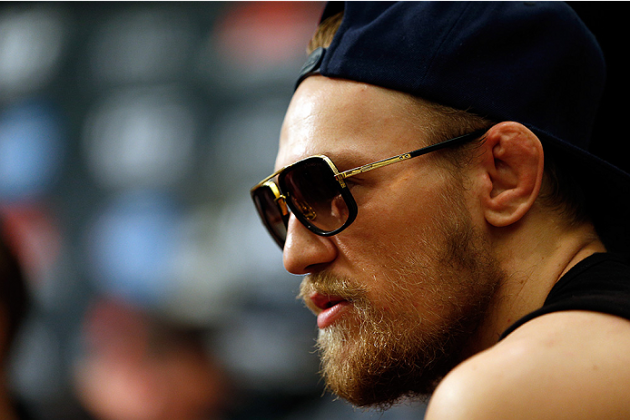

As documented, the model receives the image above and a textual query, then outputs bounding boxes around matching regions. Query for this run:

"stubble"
[298,186,504,408]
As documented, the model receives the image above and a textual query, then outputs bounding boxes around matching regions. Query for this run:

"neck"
[464,208,606,356]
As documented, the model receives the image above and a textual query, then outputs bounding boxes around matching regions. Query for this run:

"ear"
[476,122,544,227]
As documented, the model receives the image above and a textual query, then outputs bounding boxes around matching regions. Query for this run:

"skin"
[276,75,630,418]
[427,311,630,420]
[279,76,496,334]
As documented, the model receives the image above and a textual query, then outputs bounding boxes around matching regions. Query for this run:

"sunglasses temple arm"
[337,153,414,179]
[407,129,486,158]
[337,129,486,180]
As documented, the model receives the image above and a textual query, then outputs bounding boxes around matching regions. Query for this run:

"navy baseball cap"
[295,1,630,253]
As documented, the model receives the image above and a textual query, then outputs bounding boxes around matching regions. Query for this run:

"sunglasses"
[251,129,487,248]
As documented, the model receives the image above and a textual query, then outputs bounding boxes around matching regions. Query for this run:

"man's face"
[276,77,503,407]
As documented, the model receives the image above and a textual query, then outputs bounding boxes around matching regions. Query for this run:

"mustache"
[298,272,368,304]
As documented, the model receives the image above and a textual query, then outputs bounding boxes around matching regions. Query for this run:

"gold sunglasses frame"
[251,128,488,247]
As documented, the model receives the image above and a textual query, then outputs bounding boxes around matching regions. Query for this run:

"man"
[251,2,630,418]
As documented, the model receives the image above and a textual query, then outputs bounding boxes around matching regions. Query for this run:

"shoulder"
[425,310,630,420]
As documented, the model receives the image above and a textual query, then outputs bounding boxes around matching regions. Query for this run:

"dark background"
[569,2,630,175]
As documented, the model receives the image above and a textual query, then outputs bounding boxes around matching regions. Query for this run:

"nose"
[283,214,337,275]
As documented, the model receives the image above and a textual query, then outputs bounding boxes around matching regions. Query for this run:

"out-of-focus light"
[0,7,66,98]
[207,98,287,191]
[203,1,323,86]
[216,196,289,288]
[0,100,64,201]
[215,312,318,392]
[87,192,181,306]
[89,9,194,85]
[9,319,64,403]
[214,2,321,69]
[164,204,244,326]
[83,88,195,190]
[0,203,62,286]
[163,196,292,327]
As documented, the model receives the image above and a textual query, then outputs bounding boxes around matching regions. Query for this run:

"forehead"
[275,76,432,170]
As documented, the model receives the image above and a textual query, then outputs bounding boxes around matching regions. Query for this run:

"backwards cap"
[296,1,630,253]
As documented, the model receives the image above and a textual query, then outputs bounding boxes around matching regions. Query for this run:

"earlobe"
[479,122,544,227]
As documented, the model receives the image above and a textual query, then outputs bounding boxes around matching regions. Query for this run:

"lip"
[309,293,352,329]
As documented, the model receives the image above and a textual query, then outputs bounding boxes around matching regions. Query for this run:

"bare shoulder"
[425,310,630,420]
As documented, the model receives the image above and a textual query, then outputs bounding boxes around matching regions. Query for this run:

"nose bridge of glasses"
[275,193,289,216]
[264,180,290,216]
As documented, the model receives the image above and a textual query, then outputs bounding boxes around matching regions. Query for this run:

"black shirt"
[500,253,630,339]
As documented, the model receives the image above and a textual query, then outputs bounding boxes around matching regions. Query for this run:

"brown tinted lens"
[252,185,287,247]
[282,159,350,233]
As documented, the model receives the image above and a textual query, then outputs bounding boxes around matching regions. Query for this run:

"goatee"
[299,201,503,408]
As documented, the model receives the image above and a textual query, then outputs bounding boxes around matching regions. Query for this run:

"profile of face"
[276,76,505,407]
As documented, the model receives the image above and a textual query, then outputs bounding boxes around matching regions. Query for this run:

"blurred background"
[0,2,429,419]
[0,2,626,420]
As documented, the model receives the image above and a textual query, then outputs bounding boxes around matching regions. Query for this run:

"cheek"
[335,176,451,268]
[336,179,468,299]
[357,178,448,243]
